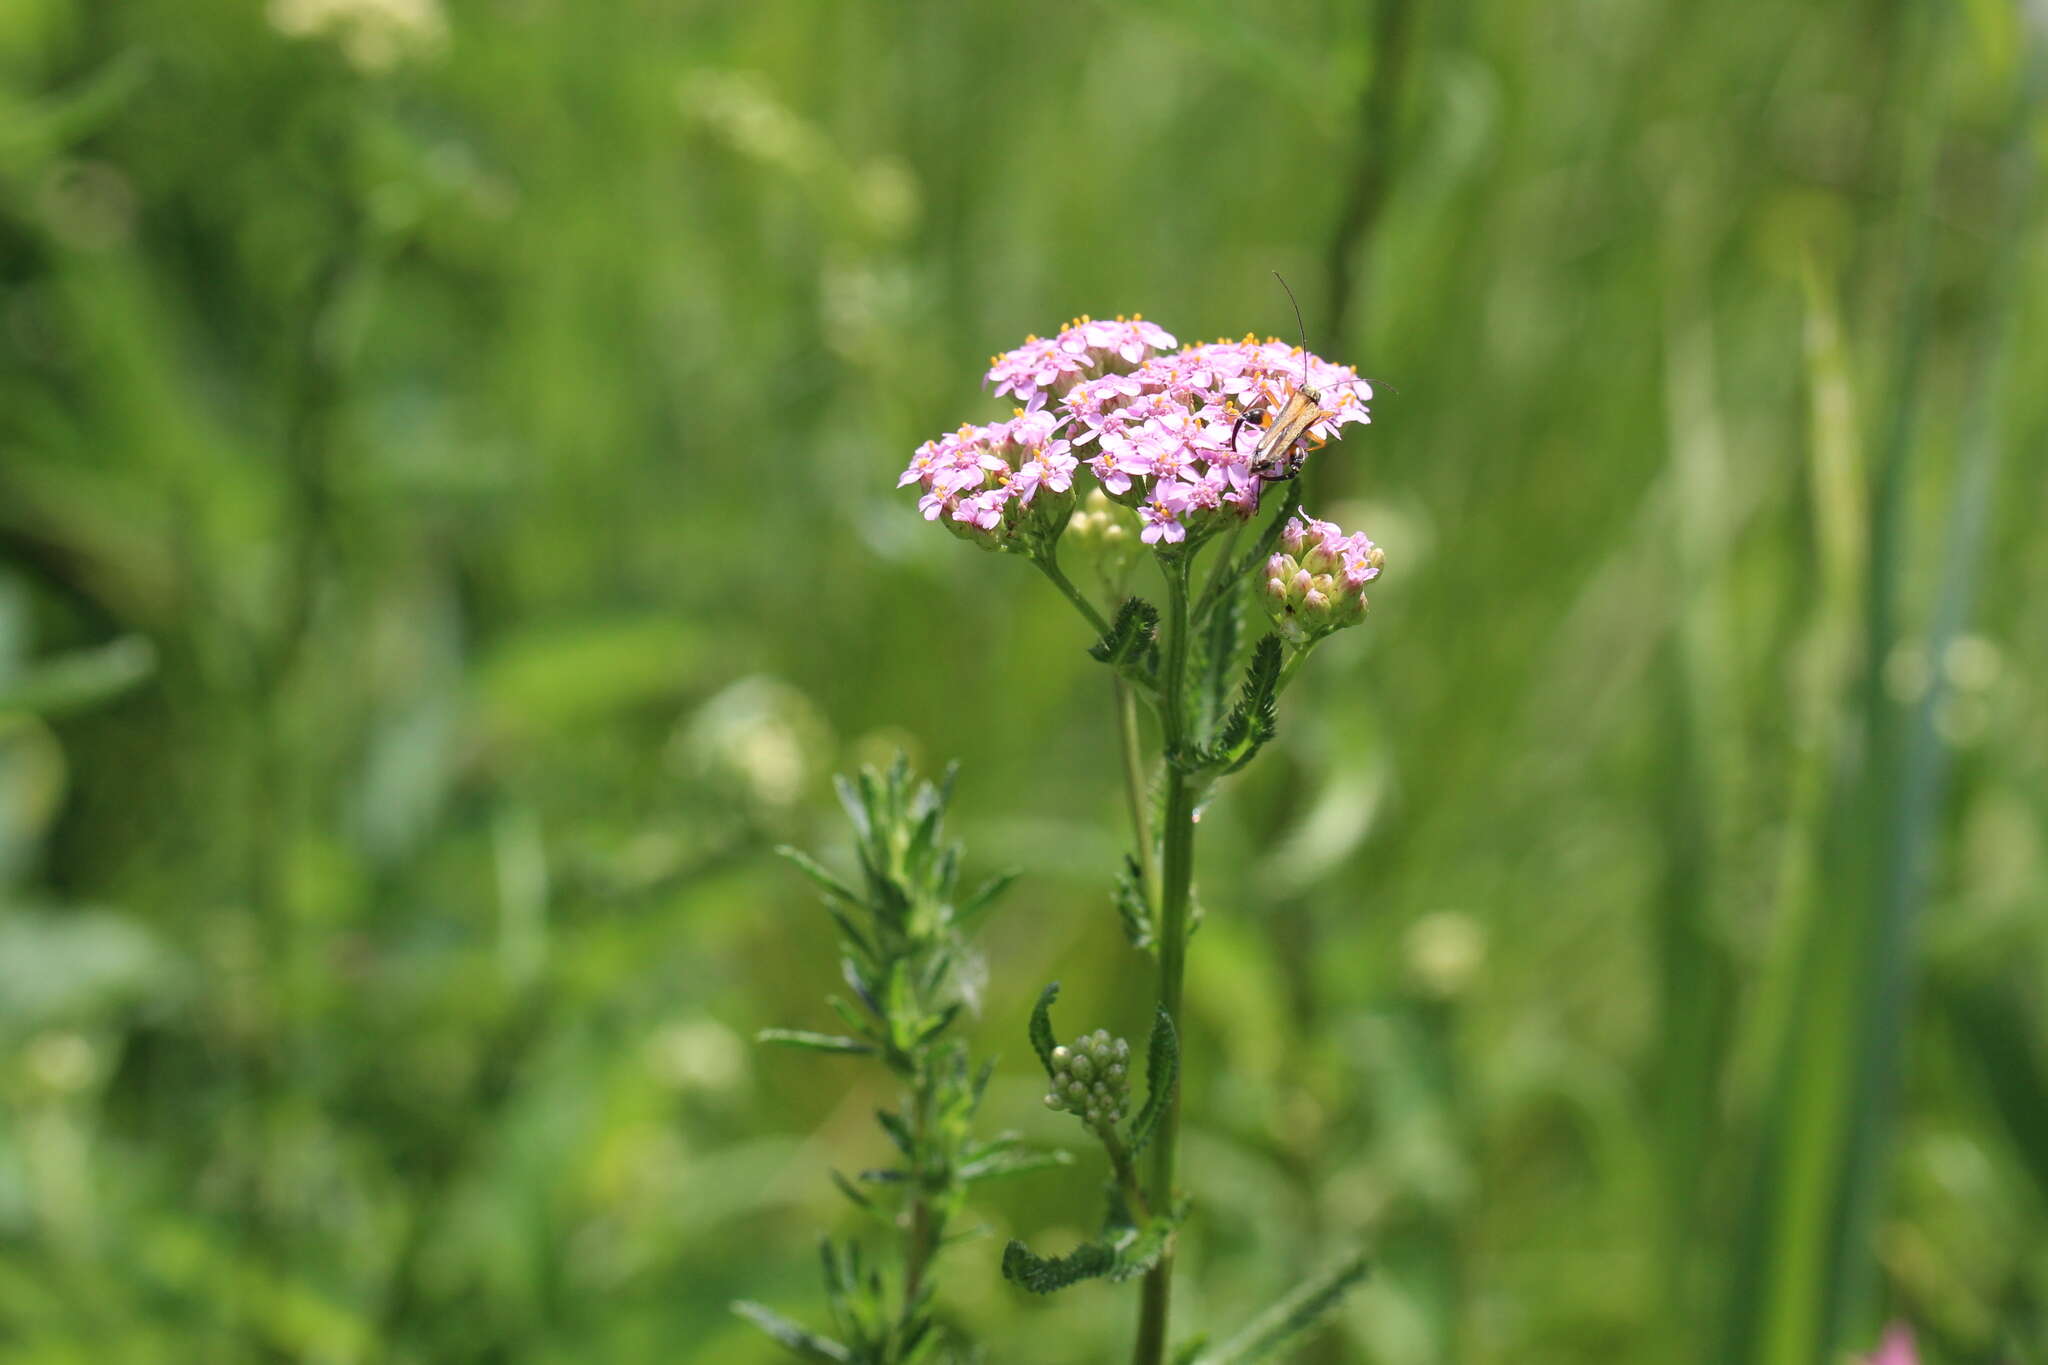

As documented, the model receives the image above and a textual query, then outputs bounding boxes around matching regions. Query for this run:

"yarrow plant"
[743,304,1383,1365]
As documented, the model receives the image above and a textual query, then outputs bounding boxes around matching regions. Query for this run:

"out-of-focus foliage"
[0,1,2042,1362]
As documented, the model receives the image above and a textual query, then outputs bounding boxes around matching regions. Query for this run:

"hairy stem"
[1276,640,1318,697]
[899,1063,937,1345]
[1133,555,1196,1365]
[1114,677,1157,919]
[1035,549,1112,639]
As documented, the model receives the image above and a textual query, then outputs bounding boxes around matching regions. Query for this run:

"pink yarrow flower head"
[911,315,1374,559]
[898,409,1078,552]
[986,316,1179,411]
[1262,507,1384,643]
[1060,333,1373,548]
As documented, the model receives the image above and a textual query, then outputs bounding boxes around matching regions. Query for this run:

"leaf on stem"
[958,869,1020,928]
[1001,1209,1184,1295]
[1114,853,1154,951]
[1028,982,1060,1074]
[912,1001,965,1047]
[1088,597,1161,684]
[1000,1237,1115,1293]
[774,845,863,908]
[731,1301,852,1363]
[756,1029,875,1055]
[1173,634,1282,776]
[958,1145,1074,1183]
[1190,1249,1370,1364]
[1128,1006,1180,1155]
[875,1106,915,1159]
[827,1169,874,1209]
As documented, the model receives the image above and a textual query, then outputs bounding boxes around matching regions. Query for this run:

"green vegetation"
[0,1,2043,1361]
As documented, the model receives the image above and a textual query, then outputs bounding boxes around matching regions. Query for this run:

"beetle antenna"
[1273,271,1309,390]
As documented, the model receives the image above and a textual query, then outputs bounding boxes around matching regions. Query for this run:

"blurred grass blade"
[0,636,155,716]
[1193,1250,1369,1365]
[731,1301,851,1362]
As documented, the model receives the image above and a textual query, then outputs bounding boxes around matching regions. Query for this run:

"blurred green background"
[1,1,2044,1361]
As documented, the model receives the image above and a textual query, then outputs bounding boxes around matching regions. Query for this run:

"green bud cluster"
[1042,1029,1131,1130]
[1065,489,1141,593]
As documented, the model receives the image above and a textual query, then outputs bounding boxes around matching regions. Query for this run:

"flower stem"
[1114,677,1157,919]
[899,1063,937,1340]
[1276,639,1318,696]
[1035,550,1112,640]
[1133,554,1196,1365]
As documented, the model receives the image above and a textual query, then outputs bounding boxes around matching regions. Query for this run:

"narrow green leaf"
[1028,982,1060,1075]
[1129,1006,1179,1156]
[1193,1250,1370,1364]
[826,995,868,1035]
[875,1107,914,1159]
[774,845,863,907]
[958,869,1020,928]
[731,1301,851,1363]
[958,1146,1073,1182]
[828,1169,873,1210]
[913,1001,965,1048]
[833,773,870,845]
[900,1314,939,1365]
[0,635,155,716]
[821,904,875,963]
[1114,853,1154,951]
[756,1029,874,1056]
[841,957,882,1018]
[905,801,943,881]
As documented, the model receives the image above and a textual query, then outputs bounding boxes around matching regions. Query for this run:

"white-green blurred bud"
[1065,489,1142,594]
[1404,910,1487,999]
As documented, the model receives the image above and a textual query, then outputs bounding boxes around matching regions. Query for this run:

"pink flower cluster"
[1261,510,1384,641]
[898,410,1078,547]
[903,315,1374,551]
[1063,337,1372,545]
[986,315,1179,408]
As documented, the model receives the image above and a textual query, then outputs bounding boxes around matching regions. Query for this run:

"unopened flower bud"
[1065,489,1141,593]
[1045,1026,1134,1130]
[1260,507,1384,645]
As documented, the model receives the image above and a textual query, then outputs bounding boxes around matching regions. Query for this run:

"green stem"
[1114,677,1158,919]
[1276,640,1318,696]
[1099,1126,1152,1224]
[898,1061,937,1348]
[1195,521,1246,616]
[1035,550,1112,639]
[1133,555,1196,1365]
